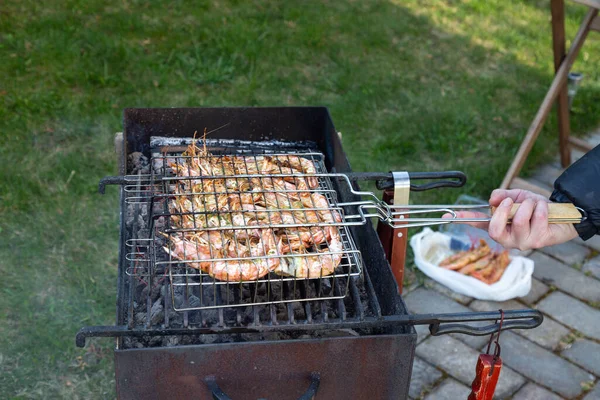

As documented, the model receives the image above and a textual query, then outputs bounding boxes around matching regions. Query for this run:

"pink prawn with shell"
[162,131,346,281]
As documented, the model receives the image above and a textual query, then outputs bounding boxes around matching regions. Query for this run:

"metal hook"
[485,309,504,376]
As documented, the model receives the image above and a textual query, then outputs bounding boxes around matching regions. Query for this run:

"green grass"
[1,0,599,397]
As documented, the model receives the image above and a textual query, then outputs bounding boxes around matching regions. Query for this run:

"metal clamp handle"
[404,171,467,192]
[205,373,320,400]
[345,171,467,192]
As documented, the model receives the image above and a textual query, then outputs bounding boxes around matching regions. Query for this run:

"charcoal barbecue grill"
[78,107,543,400]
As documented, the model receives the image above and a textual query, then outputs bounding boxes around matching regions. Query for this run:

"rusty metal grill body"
[99,108,417,399]
[79,108,542,400]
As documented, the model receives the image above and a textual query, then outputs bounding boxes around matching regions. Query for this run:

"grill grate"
[124,145,363,313]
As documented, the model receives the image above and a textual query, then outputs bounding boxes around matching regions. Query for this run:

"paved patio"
[405,132,600,399]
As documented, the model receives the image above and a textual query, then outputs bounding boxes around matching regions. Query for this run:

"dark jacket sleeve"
[550,144,600,240]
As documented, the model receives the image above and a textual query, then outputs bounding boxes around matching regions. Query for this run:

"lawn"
[1,0,599,397]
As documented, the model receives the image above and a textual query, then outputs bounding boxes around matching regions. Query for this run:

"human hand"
[445,189,578,251]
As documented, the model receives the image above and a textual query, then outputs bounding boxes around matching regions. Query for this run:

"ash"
[122,148,375,349]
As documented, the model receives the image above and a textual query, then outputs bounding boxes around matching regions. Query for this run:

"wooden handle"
[490,203,581,223]
[468,354,502,400]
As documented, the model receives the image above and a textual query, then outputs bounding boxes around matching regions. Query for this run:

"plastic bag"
[409,228,534,301]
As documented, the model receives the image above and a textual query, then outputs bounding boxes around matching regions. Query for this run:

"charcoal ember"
[129,152,149,174]
[125,204,147,230]
[319,278,332,291]
[173,283,186,297]
[137,228,150,239]
[142,283,162,303]
[167,310,183,327]
[134,283,146,301]
[293,302,306,320]
[150,299,164,325]
[202,310,218,326]
[125,205,135,228]
[165,336,180,347]
[160,284,169,299]
[173,294,185,309]
[134,311,146,326]
[148,335,163,347]
[200,334,220,344]
[152,157,169,174]
[126,214,145,230]
[321,329,359,338]
[180,335,194,345]
[188,295,201,309]
[189,310,202,325]
[153,215,166,229]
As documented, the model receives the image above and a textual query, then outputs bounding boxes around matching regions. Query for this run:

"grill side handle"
[416,309,544,336]
[205,373,320,400]
[98,176,127,194]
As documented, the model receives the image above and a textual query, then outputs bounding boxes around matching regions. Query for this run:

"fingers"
[511,198,536,247]
[489,189,522,206]
[529,200,549,249]
[489,189,548,206]
[489,197,513,246]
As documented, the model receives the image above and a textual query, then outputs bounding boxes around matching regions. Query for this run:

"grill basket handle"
[345,171,467,191]
[205,372,320,400]
[404,171,467,192]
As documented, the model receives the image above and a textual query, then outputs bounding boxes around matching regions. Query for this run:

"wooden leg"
[389,225,407,294]
[551,0,572,168]
[500,8,597,189]
[376,190,407,293]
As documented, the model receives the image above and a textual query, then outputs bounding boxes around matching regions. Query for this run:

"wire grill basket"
[123,146,363,311]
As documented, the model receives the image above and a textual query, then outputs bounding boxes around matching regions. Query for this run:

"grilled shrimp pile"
[163,142,344,281]
[438,239,510,285]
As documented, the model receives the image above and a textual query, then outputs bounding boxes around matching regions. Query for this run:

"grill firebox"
[79,107,542,399]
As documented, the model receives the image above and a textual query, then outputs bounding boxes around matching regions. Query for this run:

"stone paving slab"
[424,279,472,305]
[509,248,534,258]
[562,339,600,376]
[403,287,488,349]
[537,291,600,341]
[583,255,600,280]
[511,382,563,400]
[494,332,593,398]
[423,378,470,400]
[519,278,549,305]
[469,299,569,350]
[530,164,564,188]
[575,234,600,252]
[583,383,600,400]
[416,335,525,399]
[408,357,442,399]
[537,240,591,266]
[530,252,600,303]
[527,177,553,193]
